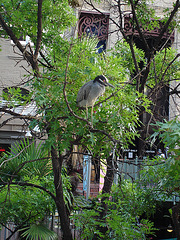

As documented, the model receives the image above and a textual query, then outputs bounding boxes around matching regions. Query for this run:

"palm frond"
[1,138,51,180]
[20,223,58,240]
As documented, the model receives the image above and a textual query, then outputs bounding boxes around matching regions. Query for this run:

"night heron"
[76,75,114,126]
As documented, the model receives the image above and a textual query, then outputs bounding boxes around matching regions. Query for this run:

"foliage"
[0,139,53,229]
[0,0,75,46]
[136,119,180,238]
[61,167,74,211]
[140,119,180,198]
[0,184,55,227]
[73,207,105,239]
[0,139,72,235]
[2,86,32,106]
[0,0,179,239]
[148,48,180,88]
[113,41,145,75]
[20,223,58,240]
[72,181,156,239]
[30,38,152,157]
[152,119,180,151]
[0,138,51,181]
[128,0,156,26]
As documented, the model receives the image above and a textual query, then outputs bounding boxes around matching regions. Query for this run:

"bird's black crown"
[94,75,108,86]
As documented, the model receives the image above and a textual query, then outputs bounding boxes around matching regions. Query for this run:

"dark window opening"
[124,14,173,155]
[3,87,30,102]
[133,36,173,56]
[0,144,11,158]
[124,14,175,51]
[146,202,176,239]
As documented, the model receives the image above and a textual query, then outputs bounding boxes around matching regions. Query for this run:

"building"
[0,0,179,152]
[0,0,179,239]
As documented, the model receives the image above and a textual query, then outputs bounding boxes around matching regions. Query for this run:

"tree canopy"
[0,0,180,239]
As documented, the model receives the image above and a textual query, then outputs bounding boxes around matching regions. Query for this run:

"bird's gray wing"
[76,80,93,103]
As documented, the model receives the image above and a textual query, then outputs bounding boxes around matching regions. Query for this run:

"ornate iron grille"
[78,12,109,40]
[124,14,174,44]
[78,12,109,53]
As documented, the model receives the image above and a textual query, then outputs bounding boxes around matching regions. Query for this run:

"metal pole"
[124,156,127,179]
[4,224,6,240]
[83,155,91,200]
[135,156,138,180]
[86,156,91,200]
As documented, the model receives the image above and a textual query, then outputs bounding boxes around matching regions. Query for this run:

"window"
[3,87,30,102]
[1,87,37,117]
[11,35,34,47]
[0,144,11,158]
[78,12,109,53]
[124,14,175,51]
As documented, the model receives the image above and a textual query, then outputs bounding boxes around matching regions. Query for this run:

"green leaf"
[20,224,58,240]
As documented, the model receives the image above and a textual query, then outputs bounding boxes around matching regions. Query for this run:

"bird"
[76,75,114,126]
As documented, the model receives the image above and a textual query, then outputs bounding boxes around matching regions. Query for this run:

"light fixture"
[167,224,173,232]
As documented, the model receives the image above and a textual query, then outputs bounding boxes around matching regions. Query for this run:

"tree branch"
[161,53,180,82]
[34,0,43,60]
[0,13,25,53]
[155,0,180,49]
[0,12,40,76]
[39,50,54,69]
[128,0,150,53]
[0,181,56,202]
[0,116,18,128]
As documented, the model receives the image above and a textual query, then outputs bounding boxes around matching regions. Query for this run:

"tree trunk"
[93,154,115,239]
[136,56,152,159]
[51,147,73,240]
[172,202,180,240]
[101,154,115,216]
[136,111,146,159]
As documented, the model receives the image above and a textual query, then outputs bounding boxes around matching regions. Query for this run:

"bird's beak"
[107,82,115,88]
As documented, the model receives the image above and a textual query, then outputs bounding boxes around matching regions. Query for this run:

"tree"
[0,1,76,239]
[73,181,157,239]
[0,0,179,239]
[77,0,180,238]
[140,119,180,239]
[0,138,73,239]
[0,0,141,238]
[83,0,180,156]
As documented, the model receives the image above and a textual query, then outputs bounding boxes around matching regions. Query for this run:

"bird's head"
[94,75,114,88]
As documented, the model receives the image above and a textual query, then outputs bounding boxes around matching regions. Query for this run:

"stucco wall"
[0,38,30,92]
[0,38,32,138]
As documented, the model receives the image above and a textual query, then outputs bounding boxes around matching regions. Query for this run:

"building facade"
[0,0,179,152]
[0,0,179,239]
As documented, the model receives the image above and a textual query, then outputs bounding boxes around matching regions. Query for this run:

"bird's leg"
[91,105,93,127]
[86,105,88,119]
